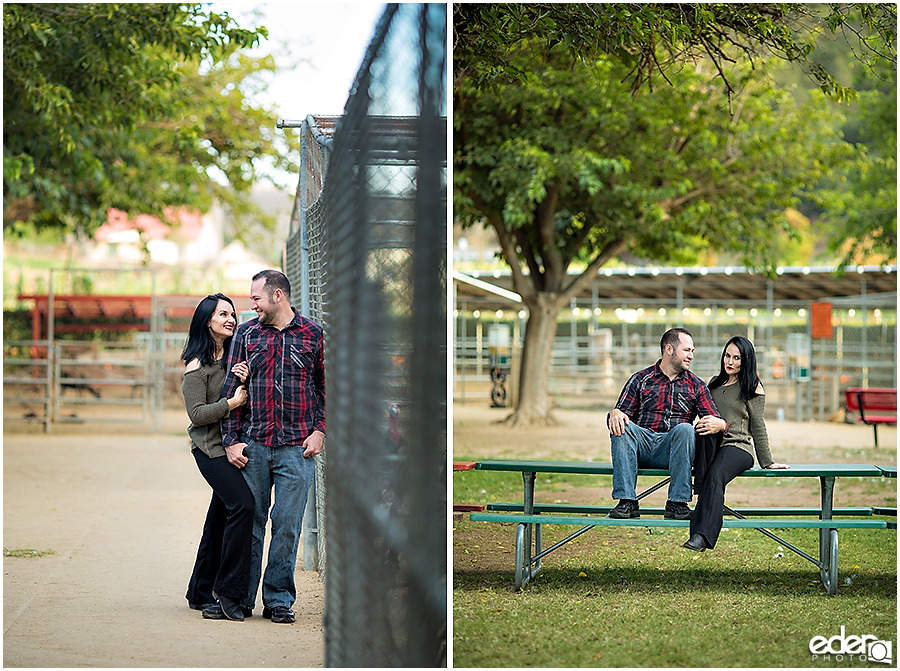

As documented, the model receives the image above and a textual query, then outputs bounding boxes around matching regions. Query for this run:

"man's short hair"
[253,269,292,302]
[660,327,692,354]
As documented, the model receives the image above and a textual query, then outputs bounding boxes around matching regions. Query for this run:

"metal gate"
[4,268,161,432]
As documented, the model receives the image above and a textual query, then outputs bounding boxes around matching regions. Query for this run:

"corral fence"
[4,267,253,433]
[4,268,162,432]
[455,291,897,423]
[280,4,446,666]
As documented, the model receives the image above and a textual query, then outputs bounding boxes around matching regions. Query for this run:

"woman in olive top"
[685,336,790,552]
[182,293,252,620]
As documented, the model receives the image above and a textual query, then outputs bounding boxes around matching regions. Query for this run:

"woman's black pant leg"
[690,445,753,549]
[185,490,226,606]
[186,450,255,603]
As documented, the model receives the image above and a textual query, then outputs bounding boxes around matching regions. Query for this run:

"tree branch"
[560,236,629,303]
[659,185,728,211]
[535,184,564,282]
[486,214,534,301]
[512,226,545,291]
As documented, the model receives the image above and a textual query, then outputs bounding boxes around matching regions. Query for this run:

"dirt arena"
[3,410,324,668]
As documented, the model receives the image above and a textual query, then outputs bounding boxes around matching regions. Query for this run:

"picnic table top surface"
[473,459,889,478]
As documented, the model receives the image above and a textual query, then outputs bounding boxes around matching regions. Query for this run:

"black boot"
[683,534,707,552]
[216,595,245,621]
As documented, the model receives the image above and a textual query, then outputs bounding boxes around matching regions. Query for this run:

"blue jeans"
[239,435,315,610]
[610,422,696,502]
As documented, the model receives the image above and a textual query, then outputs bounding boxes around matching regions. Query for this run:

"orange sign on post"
[811,302,833,339]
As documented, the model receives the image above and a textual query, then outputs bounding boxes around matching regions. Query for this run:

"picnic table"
[464,460,895,595]
[845,387,897,447]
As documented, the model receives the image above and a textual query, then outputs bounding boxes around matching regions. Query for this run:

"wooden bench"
[845,387,897,447]
[462,460,895,595]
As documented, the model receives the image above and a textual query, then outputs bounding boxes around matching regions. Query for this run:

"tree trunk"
[502,292,563,427]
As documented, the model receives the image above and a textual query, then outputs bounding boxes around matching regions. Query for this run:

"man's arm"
[300,330,326,458]
[607,371,641,435]
[694,381,728,434]
[311,333,325,435]
[221,325,248,448]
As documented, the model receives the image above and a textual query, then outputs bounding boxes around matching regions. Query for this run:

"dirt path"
[3,411,324,668]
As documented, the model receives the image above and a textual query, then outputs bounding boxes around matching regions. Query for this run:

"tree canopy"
[819,57,897,266]
[3,3,297,240]
[454,3,896,104]
[454,2,896,424]
[455,48,859,285]
[454,18,895,424]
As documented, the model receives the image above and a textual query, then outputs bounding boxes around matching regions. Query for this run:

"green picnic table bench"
[465,460,895,595]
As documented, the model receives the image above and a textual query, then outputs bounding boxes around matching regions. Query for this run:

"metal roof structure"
[453,265,897,308]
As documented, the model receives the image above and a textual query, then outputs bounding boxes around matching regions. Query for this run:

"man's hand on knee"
[607,409,630,436]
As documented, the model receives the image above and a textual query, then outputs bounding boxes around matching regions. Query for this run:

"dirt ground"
[4,402,895,666]
[3,409,324,668]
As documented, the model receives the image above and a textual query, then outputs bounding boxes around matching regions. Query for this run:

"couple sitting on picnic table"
[607,328,789,552]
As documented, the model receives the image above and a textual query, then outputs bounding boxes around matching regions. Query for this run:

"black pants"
[185,449,255,603]
[689,445,754,549]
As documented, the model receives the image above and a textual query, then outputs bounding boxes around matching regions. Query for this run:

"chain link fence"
[283,117,335,574]
[283,4,447,666]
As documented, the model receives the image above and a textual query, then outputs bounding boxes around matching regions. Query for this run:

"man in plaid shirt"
[607,328,726,520]
[221,269,325,624]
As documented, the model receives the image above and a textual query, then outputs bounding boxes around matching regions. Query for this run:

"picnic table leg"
[518,471,538,589]
[825,530,839,596]
[523,470,534,561]
[819,476,839,595]
[515,523,527,589]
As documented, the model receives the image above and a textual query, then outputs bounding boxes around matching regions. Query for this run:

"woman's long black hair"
[708,335,762,401]
[181,293,236,368]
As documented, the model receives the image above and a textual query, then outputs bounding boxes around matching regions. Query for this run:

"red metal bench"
[453,462,484,516]
[845,387,897,447]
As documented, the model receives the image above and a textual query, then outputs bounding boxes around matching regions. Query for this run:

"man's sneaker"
[263,606,295,624]
[608,499,640,518]
[664,500,692,520]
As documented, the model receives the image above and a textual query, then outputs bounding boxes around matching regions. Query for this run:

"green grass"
[453,471,897,668]
[3,547,56,558]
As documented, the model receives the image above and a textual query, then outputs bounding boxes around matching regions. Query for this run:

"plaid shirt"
[614,361,722,433]
[221,308,325,448]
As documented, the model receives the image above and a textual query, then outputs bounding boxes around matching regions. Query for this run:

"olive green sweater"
[182,359,231,459]
[710,383,774,468]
